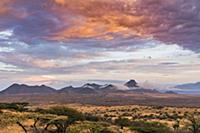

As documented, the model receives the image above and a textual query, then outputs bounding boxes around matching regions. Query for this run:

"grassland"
[0,103,200,133]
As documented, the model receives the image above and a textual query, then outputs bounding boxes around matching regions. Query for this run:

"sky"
[0,0,200,89]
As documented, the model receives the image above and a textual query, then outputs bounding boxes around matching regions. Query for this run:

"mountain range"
[0,80,161,95]
[1,84,56,94]
[2,80,200,107]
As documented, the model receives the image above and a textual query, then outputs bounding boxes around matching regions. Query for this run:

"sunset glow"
[0,0,199,89]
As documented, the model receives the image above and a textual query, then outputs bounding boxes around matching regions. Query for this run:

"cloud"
[0,0,199,51]
[0,0,200,88]
[0,0,11,14]
[50,0,200,51]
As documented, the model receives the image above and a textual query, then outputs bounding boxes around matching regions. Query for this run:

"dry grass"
[0,103,199,133]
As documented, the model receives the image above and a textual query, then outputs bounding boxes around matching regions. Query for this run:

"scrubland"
[0,103,200,133]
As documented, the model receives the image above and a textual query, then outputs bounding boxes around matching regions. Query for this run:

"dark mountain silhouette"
[124,80,161,93]
[67,87,96,94]
[125,80,139,88]
[59,83,118,94]
[59,83,100,94]
[165,91,178,94]
[1,84,56,94]
[97,84,123,93]
[58,86,74,93]
[82,83,102,89]
[0,80,162,95]
[99,84,116,90]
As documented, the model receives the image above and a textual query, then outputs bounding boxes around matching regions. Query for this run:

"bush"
[67,121,119,133]
[115,117,131,129]
[0,112,25,128]
[0,102,29,112]
[36,106,84,121]
[85,113,101,122]
[100,128,115,133]
[185,113,200,133]
[130,120,172,133]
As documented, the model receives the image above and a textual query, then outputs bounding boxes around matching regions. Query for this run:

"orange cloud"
[0,0,12,14]
[48,0,147,40]
[54,0,66,5]
[49,0,200,52]
[48,0,159,41]
[0,0,199,51]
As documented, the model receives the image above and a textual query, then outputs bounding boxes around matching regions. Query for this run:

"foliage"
[0,112,25,128]
[16,106,86,133]
[115,117,131,129]
[0,102,29,112]
[67,121,119,133]
[185,113,200,133]
[2,103,200,133]
[84,113,102,122]
[130,120,172,133]
[36,106,84,121]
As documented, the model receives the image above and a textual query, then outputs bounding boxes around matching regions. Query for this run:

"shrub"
[67,121,119,133]
[130,120,172,133]
[100,128,115,133]
[36,106,84,121]
[0,112,25,128]
[0,102,29,112]
[115,117,131,129]
[185,113,200,133]
[85,113,101,122]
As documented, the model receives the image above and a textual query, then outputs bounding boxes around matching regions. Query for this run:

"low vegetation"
[0,102,29,112]
[0,103,200,133]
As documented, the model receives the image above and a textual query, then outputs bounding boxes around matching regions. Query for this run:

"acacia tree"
[17,106,84,133]
[16,114,58,133]
[16,121,28,133]
[17,115,79,133]
[186,113,200,133]
[41,106,84,133]
[40,116,69,133]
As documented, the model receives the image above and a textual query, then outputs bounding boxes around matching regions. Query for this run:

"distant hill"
[1,84,56,94]
[0,80,162,95]
[165,91,178,94]
[59,83,119,94]
[60,86,96,94]
[123,79,161,93]
[124,80,139,88]
[58,86,75,93]
[175,82,200,90]
[1,80,188,106]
